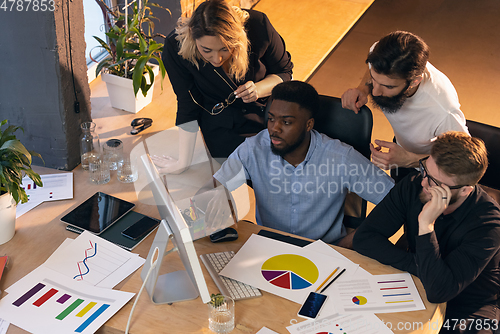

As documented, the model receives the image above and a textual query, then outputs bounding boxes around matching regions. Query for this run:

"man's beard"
[419,189,459,206]
[369,82,410,114]
[270,130,306,157]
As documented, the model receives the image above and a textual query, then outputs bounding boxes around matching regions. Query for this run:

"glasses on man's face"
[418,156,467,190]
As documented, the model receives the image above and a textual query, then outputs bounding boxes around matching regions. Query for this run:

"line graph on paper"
[73,241,98,281]
[70,240,130,285]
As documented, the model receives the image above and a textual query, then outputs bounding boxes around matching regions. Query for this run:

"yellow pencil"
[315,266,339,292]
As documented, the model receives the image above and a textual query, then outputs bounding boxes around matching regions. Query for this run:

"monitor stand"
[141,220,199,304]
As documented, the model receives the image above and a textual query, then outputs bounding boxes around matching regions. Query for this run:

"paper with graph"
[17,173,74,218]
[0,266,133,334]
[329,272,425,314]
[42,231,144,288]
[219,234,358,304]
[286,312,394,334]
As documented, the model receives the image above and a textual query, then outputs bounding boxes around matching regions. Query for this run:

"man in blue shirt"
[213,81,394,247]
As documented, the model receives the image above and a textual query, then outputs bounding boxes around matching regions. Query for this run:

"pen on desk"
[320,268,346,294]
[315,266,339,292]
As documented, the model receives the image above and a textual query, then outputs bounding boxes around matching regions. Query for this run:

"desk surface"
[1,166,444,334]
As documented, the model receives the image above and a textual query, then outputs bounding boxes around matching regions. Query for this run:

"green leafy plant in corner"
[0,120,43,205]
[208,293,225,308]
[92,0,168,97]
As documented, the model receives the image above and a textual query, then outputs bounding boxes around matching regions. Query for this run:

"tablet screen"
[61,192,135,234]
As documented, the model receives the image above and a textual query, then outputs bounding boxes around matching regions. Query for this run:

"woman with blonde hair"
[153,0,293,173]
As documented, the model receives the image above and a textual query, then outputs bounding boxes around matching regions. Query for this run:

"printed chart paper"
[302,241,371,315]
[0,266,134,334]
[0,318,9,334]
[256,327,280,334]
[17,173,74,218]
[304,240,372,278]
[219,234,358,304]
[42,232,145,288]
[330,273,426,314]
[287,313,394,334]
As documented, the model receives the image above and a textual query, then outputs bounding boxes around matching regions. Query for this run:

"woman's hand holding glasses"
[234,81,259,103]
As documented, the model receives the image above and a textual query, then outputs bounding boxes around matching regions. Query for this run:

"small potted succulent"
[0,120,43,244]
[92,0,168,113]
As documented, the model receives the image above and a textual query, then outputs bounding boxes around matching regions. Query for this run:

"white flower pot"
[0,193,16,245]
[102,64,160,114]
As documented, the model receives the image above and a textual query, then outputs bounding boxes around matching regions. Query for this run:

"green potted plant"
[0,120,43,244]
[92,0,168,113]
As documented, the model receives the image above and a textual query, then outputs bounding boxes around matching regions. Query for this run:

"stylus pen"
[315,266,339,292]
[320,268,346,294]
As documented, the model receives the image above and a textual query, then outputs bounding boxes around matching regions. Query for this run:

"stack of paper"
[0,231,145,334]
[219,235,426,334]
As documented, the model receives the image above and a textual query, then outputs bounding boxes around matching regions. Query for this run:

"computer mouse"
[209,227,238,243]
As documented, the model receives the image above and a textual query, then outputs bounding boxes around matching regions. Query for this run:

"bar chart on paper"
[0,266,134,334]
[332,272,425,314]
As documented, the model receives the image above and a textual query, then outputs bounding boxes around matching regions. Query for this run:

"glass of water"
[88,156,110,185]
[208,295,235,334]
[117,156,138,183]
[102,139,123,170]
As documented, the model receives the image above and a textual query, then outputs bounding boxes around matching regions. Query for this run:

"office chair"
[466,120,500,204]
[265,95,374,229]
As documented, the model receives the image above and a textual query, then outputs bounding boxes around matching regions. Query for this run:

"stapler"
[130,118,153,135]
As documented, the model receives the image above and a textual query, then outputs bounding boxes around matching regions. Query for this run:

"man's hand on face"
[418,184,452,235]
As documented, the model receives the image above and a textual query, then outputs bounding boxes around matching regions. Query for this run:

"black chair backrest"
[466,120,500,190]
[314,95,373,159]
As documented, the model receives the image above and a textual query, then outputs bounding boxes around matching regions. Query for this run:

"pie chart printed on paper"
[352,295,368,305]
[261,254,319,290]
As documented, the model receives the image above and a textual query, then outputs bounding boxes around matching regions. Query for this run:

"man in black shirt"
[353,131,500,334]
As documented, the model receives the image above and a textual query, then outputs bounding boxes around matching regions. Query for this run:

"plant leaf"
[132,56,149,96]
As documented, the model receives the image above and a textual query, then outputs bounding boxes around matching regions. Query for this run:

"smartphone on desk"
[297,292,328,319]
[121,216,160,240]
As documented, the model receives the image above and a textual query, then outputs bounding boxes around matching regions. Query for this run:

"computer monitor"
[140,154,211,304]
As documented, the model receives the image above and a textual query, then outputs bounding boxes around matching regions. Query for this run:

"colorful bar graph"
[13,283,45,307]
[57,294,71,304]
[75,304,110,333]
[56,299,84,320]
[76,302,97,317]
[33,288,58,307]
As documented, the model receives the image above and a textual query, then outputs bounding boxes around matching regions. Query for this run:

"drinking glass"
[103,139,123,170]
[208,295,235,334]
[117,156,138,183]
[89,156,110,185]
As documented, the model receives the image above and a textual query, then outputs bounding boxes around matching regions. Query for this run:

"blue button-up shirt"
[214,129,394,243]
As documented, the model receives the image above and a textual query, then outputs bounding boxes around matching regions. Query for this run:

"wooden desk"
[1,164,444,334]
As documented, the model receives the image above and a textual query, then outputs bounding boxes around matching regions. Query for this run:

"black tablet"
[61,192,135,234]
